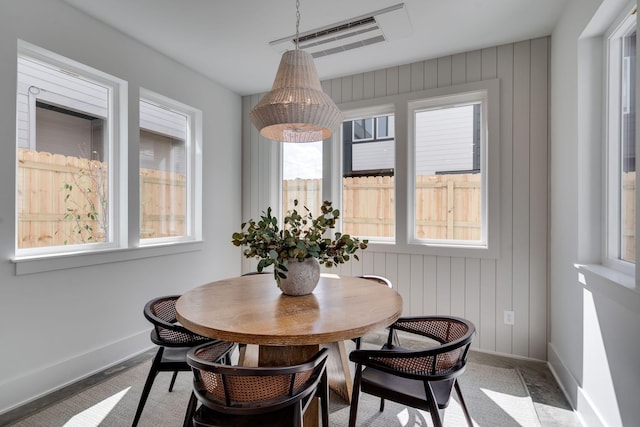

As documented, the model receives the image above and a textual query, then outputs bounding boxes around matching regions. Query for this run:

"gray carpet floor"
[2,336,582,427]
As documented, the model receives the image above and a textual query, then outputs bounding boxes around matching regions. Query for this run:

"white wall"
[0,0,242,415]
[243,37,550,360]
[550,0,640,426]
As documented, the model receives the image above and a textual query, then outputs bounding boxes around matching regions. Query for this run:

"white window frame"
[376,115,395,139]
[604,5,636,278]
[15,41,126,259]
[138,89,203,245]
[352,117,375,142]
[408,90,489,248]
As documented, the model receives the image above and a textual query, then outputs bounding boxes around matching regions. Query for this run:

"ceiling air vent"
[269,3,413,58]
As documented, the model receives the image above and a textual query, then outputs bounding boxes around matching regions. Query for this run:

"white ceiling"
[62,0,567,96]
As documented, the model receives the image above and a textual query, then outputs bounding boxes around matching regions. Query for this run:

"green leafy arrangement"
[232,200,368,283]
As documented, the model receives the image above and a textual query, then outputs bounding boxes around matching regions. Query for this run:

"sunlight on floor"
[482,388,536,426]
[63,387,130,427]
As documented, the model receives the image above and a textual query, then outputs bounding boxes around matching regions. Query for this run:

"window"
[342,111,395,241]
[282,141,323,216]
[605,7,636,273]
[14,43,202,272]
[16,44,125,256]
[139,91,202,243]
[409,91,487,246]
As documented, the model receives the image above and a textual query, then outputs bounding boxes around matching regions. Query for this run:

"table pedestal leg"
[323,341,353,402]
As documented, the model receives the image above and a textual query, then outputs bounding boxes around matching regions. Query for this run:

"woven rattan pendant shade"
[250,50,343,142]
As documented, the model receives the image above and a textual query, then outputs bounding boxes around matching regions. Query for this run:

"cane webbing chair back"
[187,344,329,426]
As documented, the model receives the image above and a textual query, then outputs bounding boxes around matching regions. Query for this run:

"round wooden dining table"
[176,272,403,427]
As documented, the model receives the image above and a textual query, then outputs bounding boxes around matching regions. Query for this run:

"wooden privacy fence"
[623,171,636,262]
[283,174,483,240]
[17,149,185,249]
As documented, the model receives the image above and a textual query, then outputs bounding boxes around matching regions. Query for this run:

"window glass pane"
[352,118,374,141]
[620,27,636,263]
[282,141,322,216]
[139,100,188,240]
[414,103,482,242]
[377,115,395,138]
[17,55,110,249]
[342,114,395,240]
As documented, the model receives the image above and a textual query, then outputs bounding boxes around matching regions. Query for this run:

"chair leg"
[132,347,163,427]
[354,337,362,350]
[379,397,385,412]
[319,372,329,427]
[168,370,179,392]
[293,401,303,427]
[183,391,198,427]
[454,379,473,427]
[424,382,444,427]
[348,365,363,427]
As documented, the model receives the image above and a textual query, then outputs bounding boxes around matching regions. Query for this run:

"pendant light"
[250,0,343,143]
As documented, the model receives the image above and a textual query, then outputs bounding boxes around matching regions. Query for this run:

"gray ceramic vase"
[278,257,320,296]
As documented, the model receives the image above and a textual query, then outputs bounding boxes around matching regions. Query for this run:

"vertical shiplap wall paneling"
[384,253,399,295]
[450,257,466,318]
[373,252,387,277]
[466,50,482,83]
[352,73,364,101]
[411,62,425,91]
[341,76,353,104]
[398,64,411,93]
[424,59,438,89]
[397,254,412,315]
[481,47,498,79]
[329,78,342,105]
[528,37,550,360]
[436,256,452,314]
[241,37,550,359]
[241,96,253,273]
[496,43,515,355]
[363,71,376,99]
[386,66,399,96]
[452,53,466,85]
[361,250,375,275]
[512,40,533,357]
[437,56,452,87]
[480,259,497,349]
[465,258,481,349]
[410,254,424,315]
[480,47,499,352]
[423,255,438,315]
[374,69,387,98]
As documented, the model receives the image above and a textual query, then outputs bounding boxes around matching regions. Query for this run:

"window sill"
[12,240,203,275]
[575,263,640,313]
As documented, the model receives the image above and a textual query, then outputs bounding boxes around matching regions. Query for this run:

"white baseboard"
[0,329,151,415]
[548,342,603,427]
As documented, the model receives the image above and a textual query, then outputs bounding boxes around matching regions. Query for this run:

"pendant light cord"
[295,0,300,50]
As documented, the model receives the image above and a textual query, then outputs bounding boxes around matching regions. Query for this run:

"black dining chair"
[348,315,476,427]
[132,295,235,427]
[185,343,330,427]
